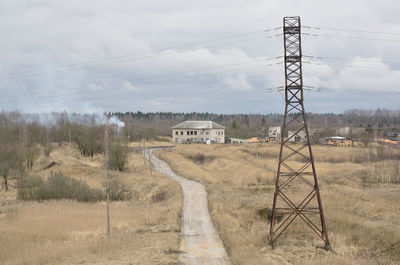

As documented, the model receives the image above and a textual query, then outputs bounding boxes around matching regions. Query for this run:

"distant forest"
[113,108,400,139]
[1,109,399,146]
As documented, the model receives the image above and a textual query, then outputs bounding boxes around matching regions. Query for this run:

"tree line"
[113,108,400,139]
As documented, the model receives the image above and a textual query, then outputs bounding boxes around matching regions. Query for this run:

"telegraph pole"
[104,116,110,239]
[269,17,331,250]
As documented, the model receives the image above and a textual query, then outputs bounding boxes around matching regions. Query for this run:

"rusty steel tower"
[269,17,331,250]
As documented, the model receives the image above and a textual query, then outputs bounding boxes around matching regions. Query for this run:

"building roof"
[172,120,225,130]
[330,136,346,140]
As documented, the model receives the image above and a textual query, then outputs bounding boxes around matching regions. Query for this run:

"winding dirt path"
[147,148,232,265]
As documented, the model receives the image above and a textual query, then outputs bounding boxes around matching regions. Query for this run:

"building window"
[175,131,178,135]
[201,131,204,135]
[187,131,190,135]
[221,131,223,135]
[191,131,194,135]
[206,131,209,135]
[181,131,183,135]
[194,131,197,135]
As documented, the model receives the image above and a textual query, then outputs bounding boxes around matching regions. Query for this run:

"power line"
[0,30,282,80]
[1,85,281,113]
[302,25,400,36]
[304,86,400,96]
[302,32,400,42]
[103,57,279,84]
[303,55,400,66]
[2,57,275,98]
[0,30,268,76]
[0,61,282,105]
[0,58,282,99]
[303,60,391,70]
[101,86,281,112]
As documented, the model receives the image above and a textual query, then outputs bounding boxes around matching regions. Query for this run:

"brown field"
[0,142,182,265]
[157,143,400,265]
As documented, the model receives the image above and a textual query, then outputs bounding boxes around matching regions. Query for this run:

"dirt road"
[148,149,232,265]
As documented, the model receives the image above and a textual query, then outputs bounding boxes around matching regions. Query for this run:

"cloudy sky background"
[0,0,400,114]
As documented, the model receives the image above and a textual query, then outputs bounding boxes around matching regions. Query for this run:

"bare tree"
[360,130,371,148]
[0,144,24,190]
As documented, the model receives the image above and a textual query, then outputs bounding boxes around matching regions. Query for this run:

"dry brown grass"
[157,143,400,265]
[0,142,182,265]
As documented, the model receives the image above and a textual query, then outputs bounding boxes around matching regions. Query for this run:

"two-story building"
[268,126,281,142]
[172,121,225,144]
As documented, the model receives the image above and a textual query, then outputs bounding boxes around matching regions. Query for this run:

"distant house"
[172,121,225,144]
[230,138,248,144]
[321,136,353,146]
[268,126,281,141]
[288,130,307,142]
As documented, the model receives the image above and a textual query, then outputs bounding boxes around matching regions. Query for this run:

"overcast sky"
[0,0,399,114]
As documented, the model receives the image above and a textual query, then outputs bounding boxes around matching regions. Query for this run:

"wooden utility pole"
[104,117,110,239]
[388,145,391,184]
[148,147,153,175]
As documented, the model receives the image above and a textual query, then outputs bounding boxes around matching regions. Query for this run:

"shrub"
[137,127,158,141]
[186,153,215,164]
[104,177,131,201]
[108,141,127,171]
[151,190,167,203]
[18,172,104,202]
[43,142,52,157]
[257,207,284,223]
[72,125,102,157]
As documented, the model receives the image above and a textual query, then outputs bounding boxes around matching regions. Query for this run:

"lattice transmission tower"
[269,16,331,250]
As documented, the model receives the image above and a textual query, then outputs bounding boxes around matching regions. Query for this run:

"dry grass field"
[0,142,182,265]
[157,143,400,265]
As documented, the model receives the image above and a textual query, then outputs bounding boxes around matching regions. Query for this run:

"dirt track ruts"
[147,148,232,265]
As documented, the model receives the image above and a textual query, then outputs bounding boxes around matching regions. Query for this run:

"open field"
[157,143,400,265]
[0,143,182,265]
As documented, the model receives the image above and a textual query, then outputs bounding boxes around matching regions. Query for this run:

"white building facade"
[172,121,225,144]
[288,130,307,142]
[268,126,281,141]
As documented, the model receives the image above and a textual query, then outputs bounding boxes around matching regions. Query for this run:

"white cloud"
[221,74,253,91]
[0,0,399,113]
